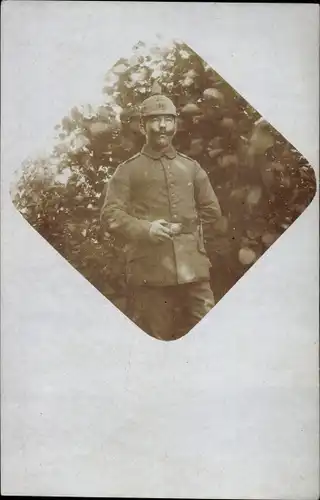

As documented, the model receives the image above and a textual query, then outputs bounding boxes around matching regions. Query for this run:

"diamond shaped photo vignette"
[10,39,317,343]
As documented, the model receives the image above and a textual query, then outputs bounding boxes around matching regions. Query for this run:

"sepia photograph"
[10,37,317,341]
[2,3,319,499]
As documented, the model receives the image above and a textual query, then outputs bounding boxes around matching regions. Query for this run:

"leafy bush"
[11,39,316,309]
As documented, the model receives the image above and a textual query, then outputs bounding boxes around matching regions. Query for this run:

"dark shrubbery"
[11,40,316,310]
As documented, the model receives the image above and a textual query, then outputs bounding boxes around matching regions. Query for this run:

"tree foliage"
[11,40,316,310]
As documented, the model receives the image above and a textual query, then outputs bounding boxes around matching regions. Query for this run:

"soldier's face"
[142,115,177,149]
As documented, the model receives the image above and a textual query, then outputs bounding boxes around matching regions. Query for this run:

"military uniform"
[100,90,222,341]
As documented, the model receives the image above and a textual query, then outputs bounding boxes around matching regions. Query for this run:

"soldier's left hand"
[149,219,173,243]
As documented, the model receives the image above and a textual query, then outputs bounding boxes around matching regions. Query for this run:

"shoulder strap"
[121,152,141,165]
[177,151,193,162]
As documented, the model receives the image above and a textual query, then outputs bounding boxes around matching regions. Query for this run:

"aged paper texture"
[1,2,319,498]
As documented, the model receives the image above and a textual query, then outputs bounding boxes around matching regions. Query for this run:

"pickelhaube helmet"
[140,81,177,118]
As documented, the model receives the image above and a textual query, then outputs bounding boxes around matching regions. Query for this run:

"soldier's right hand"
[149,219,172,243]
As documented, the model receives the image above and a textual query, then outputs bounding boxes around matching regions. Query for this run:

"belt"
[167,220,199,235]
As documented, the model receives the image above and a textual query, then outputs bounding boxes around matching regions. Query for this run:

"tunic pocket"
[126,242,148,263]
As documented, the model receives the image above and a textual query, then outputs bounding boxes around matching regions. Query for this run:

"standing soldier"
[100,84,222,341]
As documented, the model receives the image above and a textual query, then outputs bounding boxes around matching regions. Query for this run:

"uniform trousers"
[127,280,215,341]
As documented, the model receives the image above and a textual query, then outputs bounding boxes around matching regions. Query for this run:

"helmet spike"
[151,81,162,95]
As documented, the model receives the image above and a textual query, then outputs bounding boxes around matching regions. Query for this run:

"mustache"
[153,130,175,137]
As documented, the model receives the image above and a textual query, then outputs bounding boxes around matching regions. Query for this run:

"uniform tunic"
[101,143,222,287]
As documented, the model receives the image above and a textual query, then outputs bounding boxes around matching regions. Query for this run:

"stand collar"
[141,143,177,160]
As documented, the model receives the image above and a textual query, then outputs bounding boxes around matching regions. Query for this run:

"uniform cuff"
[139,220,153,239]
